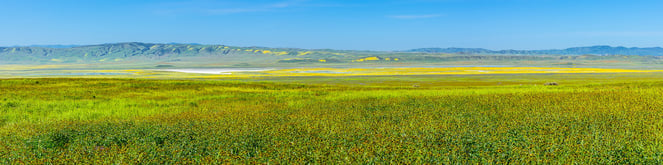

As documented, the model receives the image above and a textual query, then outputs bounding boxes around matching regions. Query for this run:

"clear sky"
[1,0,662,50]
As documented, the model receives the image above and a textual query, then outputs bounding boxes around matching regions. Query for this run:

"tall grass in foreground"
[1,78,663,163]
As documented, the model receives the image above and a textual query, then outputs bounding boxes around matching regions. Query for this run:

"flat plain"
[2,67,663,164]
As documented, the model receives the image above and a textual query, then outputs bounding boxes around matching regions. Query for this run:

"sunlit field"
[2,70,663,164]
[2,66,662,79]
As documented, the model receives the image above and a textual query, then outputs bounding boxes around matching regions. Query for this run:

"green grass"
[2,74,663,163]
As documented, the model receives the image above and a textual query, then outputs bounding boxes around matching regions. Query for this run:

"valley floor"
[1,71,663,163]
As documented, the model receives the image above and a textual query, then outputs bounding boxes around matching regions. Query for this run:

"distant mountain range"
[405,46,663,56]
[10,43,663,56]
[0,42,363,64]
[2,42,663,66]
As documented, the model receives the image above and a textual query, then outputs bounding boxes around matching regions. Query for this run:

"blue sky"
[1,0,662,50]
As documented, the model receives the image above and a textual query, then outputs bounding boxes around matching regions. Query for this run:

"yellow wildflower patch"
[255,67,661,77]
[364,57,380,61]
[276,51,289,55]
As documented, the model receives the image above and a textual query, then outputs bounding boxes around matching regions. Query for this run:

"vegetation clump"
[544,82,559,85]
[155,64,175,68]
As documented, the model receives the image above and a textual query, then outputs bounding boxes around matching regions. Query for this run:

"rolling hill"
[2,43,663,68]
[406,46,663,56]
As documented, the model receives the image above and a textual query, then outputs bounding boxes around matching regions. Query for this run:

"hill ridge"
[405,45,663,56]
[3,42,663,66]
[4,42,663,56]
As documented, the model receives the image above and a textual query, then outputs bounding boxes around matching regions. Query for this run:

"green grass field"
[2,73,663,163]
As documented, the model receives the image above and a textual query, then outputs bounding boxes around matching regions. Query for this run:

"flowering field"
[3,66,661,79]
[2,73,663,163]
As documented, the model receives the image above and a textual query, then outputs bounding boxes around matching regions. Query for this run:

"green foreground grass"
[2,74,663,164]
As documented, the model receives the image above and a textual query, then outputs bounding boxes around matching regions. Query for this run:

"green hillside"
[0,43,385,67]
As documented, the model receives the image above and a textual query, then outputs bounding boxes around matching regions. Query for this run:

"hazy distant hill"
[2,42,663,67]
[406,46,663,56]
[0,42,375,65]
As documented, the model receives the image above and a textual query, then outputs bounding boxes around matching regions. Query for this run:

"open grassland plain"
[2,72,663,163]
[2,66,663,79]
